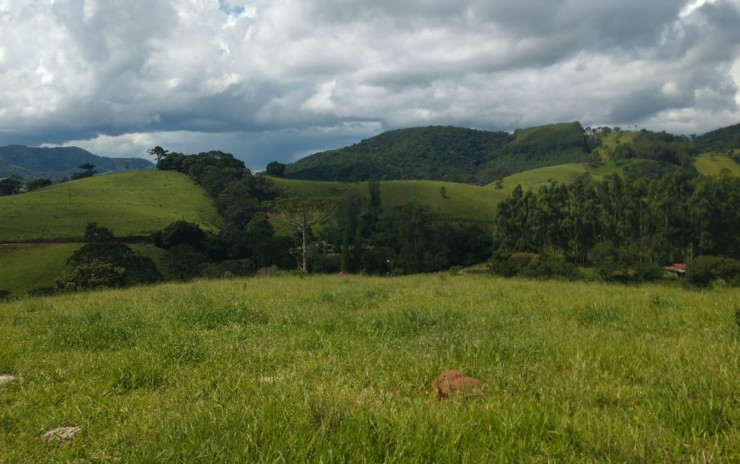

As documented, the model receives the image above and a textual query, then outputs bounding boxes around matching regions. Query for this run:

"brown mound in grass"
[431,370,484,400]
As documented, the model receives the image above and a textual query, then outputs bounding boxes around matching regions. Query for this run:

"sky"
[1,0,739,170]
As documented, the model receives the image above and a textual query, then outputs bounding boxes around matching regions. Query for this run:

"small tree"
[85,222,115,242]
[152,221,207,250]
[0,176,23,195]
[71,163,96,180]
[265,161,286,177]
[56,260,126,291]
[271,198,339,271]
[25,178,52,191]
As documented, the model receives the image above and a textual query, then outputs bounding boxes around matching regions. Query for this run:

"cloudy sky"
[1,0,739,169]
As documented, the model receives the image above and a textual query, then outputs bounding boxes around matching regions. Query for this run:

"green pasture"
[694,152,740,177]
[0,244,78,296]
[381,180,497,222]
[0,170,221,241]
[0,243,168,297]
[270,176,498,222]
[271,160,626,224]
[487,163,614,193]
[1,275,739,462]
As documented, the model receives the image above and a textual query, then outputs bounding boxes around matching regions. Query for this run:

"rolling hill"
[284,122,591,184]
[0,170,220,241]
[0,169,220,295]
[0,145,153,181]
[270,159,615,224]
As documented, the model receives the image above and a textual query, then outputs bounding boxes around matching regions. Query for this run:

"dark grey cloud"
[0,0,738,168]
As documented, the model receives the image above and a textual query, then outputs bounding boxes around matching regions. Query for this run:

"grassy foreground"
[1,275,739,462]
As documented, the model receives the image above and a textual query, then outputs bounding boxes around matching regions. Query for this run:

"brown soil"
[431,370,484,400]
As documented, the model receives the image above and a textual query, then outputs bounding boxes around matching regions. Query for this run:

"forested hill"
[695,123,740,152]
[0,145,153,180]
[283,122,593,184]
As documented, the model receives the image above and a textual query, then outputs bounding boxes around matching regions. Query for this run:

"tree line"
[145,147,492,279]
[491,169,740,284]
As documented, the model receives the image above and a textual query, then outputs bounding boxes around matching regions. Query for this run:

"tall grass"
[1,275,739,462]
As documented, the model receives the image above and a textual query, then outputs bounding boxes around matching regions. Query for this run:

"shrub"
[56,260,126,291]
[68,242,162,286]
[490,252,576,279]
[686,256,740,287]
[310,254,341,274]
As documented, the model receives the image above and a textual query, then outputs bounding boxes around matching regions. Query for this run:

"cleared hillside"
[0,170,221,241]
[270,159,611,223]
[694,152,740,177]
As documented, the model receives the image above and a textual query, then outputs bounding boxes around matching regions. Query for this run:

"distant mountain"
[0,145,153,181]
[283,122,592,184]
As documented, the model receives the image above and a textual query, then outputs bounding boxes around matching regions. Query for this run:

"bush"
[310,254,341,274]
[686,256,740,287]
[490,252,576,279]
[201,259,257,279]
[68,242,162,286]
[161,244,209,281]
[56,261,126,291]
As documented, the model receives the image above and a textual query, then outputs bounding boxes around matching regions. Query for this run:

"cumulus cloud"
[1,0,739,167]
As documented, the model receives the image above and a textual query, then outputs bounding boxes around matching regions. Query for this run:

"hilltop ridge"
[283,122,593,184]
[0,145,153,180]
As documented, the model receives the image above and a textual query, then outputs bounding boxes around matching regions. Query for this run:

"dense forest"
[493,170,739,262]
[284,122,593,184]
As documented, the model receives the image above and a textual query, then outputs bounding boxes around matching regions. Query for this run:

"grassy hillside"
[272,159,616,223]
[591,131,639,159]
[0,243,168,297]
[0,244,79,295]
[270,176,499,222]
[487,162,618,192]
[1,275,739,462]
[694,152,740,177]
[0,170,221,241]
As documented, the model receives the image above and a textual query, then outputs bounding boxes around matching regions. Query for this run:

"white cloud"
[1,0,739,162]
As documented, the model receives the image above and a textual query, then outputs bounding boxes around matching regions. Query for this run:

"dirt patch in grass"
[43,426,82,442]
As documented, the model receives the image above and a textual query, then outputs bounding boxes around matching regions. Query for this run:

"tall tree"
[272,199,339,271]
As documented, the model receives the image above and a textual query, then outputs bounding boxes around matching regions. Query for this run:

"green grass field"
[0,244,79,295]
[271,161,619,224]
[0,170,221,241]
[0,243,168,297]
[487,162,617,192]
[270,176,499,222]
[694,152,740,177]
[2,275,739,462]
